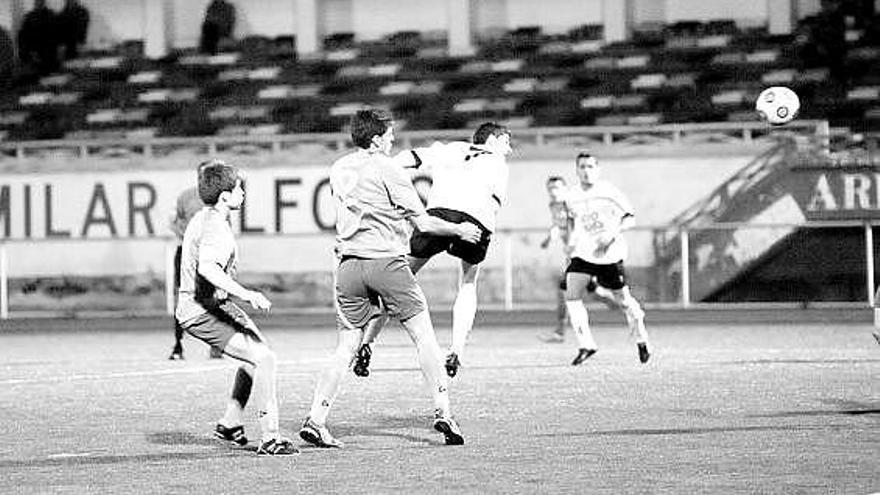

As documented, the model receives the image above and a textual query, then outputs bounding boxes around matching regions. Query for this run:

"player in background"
[299,109,480,448]
[176,161,297,455]
[351,122,511,379]
[563,153,651,365]
[538,175,618,344]
[168,161,223,360]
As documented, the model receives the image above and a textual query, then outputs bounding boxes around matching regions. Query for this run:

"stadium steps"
[652,138,849,302]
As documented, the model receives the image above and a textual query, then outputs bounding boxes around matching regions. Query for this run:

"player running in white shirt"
[563,153,651,365]
[352,122,511,379]
[538,175,618,344]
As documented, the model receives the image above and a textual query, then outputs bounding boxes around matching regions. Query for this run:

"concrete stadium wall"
[0,151,754,277]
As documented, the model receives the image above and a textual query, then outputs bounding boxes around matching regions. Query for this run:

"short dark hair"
[198,161,240,205]
[472,122,510,145]
[196,158,222,179]
[350,109,393,149]
[576,152,594,162]
[547,175,566,185]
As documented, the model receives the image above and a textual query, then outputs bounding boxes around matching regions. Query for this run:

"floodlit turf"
[0,316,877,494]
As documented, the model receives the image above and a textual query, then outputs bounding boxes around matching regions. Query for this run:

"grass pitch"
[0,314,877,494]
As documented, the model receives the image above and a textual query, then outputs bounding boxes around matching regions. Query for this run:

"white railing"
[1,220,878,319]
[0,121,830,162]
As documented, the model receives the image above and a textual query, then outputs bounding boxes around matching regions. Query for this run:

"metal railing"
[0,121,830,162]
[1,220,878,319]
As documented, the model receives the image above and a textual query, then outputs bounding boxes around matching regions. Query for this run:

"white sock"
[220,400,244,428]
[403,311,451,417]
[308,330,361,425]
[617,287,649,345]
[253,350,280,442]
[565,300,598,350]
[450,282,477,357]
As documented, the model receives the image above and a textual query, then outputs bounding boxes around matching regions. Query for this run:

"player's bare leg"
[353,313,388,377]
[301,325,361,448]
[401,309,464,445]
[612,286,651,363]
[565,272,599,365]
[445,261,479,377]
[588,278,620,310]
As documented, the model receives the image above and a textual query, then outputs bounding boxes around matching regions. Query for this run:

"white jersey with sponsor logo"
[565,180,634,264]
[410,141,508,232]
[176,207,238,323]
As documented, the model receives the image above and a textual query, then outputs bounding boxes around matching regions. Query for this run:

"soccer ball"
[755,86,800,125]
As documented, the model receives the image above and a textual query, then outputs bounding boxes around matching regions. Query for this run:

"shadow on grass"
[0,431,266,469]
[146,431,222,446]
[283,414,444,450]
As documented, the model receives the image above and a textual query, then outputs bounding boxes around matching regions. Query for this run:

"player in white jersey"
[298,109,480,448]
[563,152,651,365]
[176,161,297,455]
[537,175,618,344]
[351,122,511,379]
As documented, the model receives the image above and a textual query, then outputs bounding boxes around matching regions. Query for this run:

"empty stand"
[2,17,879,142]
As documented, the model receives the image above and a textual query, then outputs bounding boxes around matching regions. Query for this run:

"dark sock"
[173,321,184,349]
[231,367,253,408]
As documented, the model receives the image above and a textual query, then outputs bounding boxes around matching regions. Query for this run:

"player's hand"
[539,237,550,249]
[245,290,272,311]
[594,232,616,255]
[456,222,481,243]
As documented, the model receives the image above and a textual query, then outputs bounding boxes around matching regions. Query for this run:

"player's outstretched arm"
[541,225,561,249]
[410,214,481,243]
[198,263,272,311]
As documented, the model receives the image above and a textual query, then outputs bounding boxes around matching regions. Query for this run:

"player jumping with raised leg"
[563,153,651,365]
[299,109,480,448]
[175,161,297,455]
[353,122,511,379]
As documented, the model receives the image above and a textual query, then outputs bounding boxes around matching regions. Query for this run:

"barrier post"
[165,241,175,316]
[1,244,8,319]
[866,222,875,307]
[504,235,513,310]
[680,228,690,308]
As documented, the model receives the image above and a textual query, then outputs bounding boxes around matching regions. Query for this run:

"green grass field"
[0,313,877,494]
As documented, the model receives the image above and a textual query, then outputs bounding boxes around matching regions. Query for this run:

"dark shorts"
[557,272,600,293]
[336,255,426,329]
[409,208,492,265]
[179,301,261,351]
[565,257,627,291]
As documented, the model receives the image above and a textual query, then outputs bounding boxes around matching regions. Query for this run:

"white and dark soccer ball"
[755,86,800,125]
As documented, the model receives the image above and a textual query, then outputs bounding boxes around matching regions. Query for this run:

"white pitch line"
[0,359,323,386]
[47,452,96,459]
[0,347,547,387]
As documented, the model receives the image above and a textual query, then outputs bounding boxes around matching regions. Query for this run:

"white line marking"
[0,359,324,386]
[47,452,95,459]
